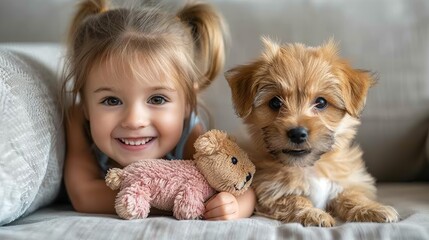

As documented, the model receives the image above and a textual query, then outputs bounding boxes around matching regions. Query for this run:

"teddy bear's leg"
[173,186,206,220]
[115,182,151,219]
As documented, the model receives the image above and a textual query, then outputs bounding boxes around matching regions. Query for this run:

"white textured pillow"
[0,46,64,225]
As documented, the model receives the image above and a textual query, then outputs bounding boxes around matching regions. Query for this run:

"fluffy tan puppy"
[225,38,399,227]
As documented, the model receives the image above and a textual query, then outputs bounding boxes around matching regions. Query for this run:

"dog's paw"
[293,208,335,227]
[347,204,399,223]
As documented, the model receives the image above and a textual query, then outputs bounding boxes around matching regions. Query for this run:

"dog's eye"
[314,97,328,109]
[231,157,238,165]
[269,97,282,110]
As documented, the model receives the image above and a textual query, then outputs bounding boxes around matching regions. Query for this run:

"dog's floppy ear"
[321,40,375,118]
[225,37,280,118]
[225,64,257,118]
[336,64,375,118]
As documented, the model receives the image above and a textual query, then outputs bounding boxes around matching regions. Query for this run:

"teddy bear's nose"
[246,172,252,182]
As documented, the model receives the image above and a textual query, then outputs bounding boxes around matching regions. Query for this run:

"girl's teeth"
[121,138,152,146]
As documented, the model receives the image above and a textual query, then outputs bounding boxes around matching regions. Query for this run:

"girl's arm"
[63,106,117,214]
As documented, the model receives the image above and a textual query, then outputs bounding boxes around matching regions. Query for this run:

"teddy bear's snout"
[246,172,252,182]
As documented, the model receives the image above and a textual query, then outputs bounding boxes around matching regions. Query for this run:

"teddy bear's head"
[193,130,255,196]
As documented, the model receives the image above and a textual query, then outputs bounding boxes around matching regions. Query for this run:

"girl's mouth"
[118,137,154,146]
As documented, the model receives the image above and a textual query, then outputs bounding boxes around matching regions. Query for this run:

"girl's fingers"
[204,192,234,210]
[204,201,238,220]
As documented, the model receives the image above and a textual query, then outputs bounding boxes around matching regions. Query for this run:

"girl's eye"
[268,96,282,110]
[231,157,238,165]
[102,97,122,106]
[148,96,167,105]
[314,97,328,110]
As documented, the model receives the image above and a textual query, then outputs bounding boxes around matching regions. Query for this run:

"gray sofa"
[1,0,429,239]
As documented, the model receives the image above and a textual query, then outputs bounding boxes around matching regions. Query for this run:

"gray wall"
[0,0,75,42]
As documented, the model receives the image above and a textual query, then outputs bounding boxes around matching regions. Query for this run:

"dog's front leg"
[256,195,335,227]
[329,189,399,223]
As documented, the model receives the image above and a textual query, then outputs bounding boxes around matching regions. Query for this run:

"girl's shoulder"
[166,110,207,160]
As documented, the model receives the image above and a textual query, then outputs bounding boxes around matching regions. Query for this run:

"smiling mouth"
[118,137,154,146]
[282,149,311,156]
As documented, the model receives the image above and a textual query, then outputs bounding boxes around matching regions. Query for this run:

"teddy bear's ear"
[194,135,217,155]
[194,129,227,155]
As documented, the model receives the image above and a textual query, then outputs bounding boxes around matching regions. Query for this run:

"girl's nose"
[121,106,150,129]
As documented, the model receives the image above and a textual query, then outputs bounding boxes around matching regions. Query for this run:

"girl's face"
[83,56,188,167]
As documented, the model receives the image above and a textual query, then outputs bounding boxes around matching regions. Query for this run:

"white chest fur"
[306,174,343,210]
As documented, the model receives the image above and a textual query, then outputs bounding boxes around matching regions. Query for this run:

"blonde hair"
[61,0,227,118]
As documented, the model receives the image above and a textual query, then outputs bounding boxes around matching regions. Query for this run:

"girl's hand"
[203,192,239,220]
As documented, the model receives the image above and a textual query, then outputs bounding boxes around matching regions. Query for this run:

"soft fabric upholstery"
[0,45,65,225]
[1,184,428,240]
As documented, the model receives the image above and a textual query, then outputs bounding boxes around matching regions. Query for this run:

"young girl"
[61,0,255,220]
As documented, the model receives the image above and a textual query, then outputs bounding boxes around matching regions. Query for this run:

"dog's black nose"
[246,172,252,182]
[287,127,308,144]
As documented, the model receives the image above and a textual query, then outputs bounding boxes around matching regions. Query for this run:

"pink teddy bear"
[105,130,255,220]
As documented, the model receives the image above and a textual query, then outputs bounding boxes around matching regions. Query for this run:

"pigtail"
[62,0,109,119]
[177,3,228,91]
[67,0,109,47]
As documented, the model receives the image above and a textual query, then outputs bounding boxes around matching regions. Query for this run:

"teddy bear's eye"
[231,157,238,165]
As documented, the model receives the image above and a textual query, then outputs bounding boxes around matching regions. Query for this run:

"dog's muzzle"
[282,127,311,156]
[287,127,308,144]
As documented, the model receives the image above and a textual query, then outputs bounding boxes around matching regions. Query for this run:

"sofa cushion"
[0,45,64,225]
